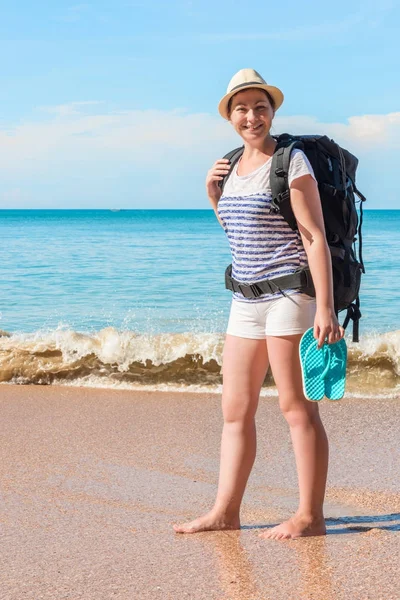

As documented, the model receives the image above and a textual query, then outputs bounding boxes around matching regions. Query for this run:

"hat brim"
[218,83,284,120]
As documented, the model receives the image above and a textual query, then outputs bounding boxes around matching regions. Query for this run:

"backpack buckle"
[275,168,285,177]
[249,283,263,298]
[278,190,290,202]
[238,283,263,299]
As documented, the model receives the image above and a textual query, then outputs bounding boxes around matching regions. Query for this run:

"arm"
[208,195,225,228]
[206,159,230,229]
[289,174,344,347]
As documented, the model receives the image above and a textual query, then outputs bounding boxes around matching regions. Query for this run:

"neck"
[243,134,276,158]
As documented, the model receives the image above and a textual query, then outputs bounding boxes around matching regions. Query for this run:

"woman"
[173,68,344,540]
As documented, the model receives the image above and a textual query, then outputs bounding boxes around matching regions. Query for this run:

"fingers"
[213,160,231,173]
[211,159,230,173]
[327,328,338,344]
[211,164,231,177]
[210,169,230,182]
[206,160,231,188]
[207,159,230,175]
[213,168,231,174]
[317,330,326,349]
[328,325,345,344]
[314,325,344,349]
[314,325,325,350]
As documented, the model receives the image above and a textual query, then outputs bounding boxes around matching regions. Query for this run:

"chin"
[243,131,265,140]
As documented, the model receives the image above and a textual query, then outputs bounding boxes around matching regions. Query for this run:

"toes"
[259,527,292,541]
[173,523,193,533]
[259,531,271,539]
[259,529,277,540]
[269,532,277,539]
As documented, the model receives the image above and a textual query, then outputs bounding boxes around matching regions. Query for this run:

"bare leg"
[173,334,269,533]
[260,334,328,540]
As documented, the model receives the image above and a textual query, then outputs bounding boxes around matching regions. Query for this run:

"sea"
[0,209,399,397]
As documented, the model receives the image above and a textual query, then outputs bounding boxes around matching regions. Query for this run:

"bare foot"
[259,513,326,541]
[173,511,240,534]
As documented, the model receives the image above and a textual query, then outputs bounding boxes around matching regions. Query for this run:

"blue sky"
[1,0,399,208]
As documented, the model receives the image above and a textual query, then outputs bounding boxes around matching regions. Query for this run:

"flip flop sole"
[299,328,325,401]
[324,338,347,400]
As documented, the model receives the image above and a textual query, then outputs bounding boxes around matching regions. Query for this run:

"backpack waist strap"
[225,265,315,299]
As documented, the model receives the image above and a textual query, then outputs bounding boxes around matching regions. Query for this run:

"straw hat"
[218,68,284,120]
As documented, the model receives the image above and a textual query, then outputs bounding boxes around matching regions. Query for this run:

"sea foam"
[1,326,399,395]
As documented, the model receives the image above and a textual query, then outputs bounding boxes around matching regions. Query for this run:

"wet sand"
[0,385,399,600]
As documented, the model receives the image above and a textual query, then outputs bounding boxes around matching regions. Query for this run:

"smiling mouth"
[244,124,263,132]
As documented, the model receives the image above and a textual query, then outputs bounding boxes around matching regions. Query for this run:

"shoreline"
[1,379,399,399]
[0,384,399,599]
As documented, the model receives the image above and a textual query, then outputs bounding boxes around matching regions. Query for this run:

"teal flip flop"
[299,328,347,402]
[299,328,326,401]
[323,337,347,401]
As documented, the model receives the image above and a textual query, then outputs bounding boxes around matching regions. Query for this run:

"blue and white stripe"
[217,150,315,303]
[218,192,308,303]
[218,194,307,303]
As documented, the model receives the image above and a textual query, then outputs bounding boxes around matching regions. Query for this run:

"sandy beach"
[0,385,399,600]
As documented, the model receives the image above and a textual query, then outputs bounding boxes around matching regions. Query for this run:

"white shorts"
[226,293,317,339]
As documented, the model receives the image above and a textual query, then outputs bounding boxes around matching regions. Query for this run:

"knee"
[280,396,319,428]
[221,393,257,430]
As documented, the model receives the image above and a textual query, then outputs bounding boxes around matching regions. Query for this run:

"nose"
[246,109,257,123]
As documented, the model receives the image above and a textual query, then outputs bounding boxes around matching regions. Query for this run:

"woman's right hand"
[205,159,231,203]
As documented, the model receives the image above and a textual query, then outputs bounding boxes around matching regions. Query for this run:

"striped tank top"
[217,149,316,303]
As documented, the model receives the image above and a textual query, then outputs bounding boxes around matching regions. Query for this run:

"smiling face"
[228,88,275,143]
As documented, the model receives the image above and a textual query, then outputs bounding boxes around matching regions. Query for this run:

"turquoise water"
[0,209,398,336]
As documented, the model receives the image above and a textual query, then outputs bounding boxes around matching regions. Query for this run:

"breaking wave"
[1,326,399,396]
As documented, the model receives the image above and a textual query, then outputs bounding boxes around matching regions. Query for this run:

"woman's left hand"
[314,307,345,349]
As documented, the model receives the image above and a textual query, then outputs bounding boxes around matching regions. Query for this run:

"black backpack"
[220,134,366,342]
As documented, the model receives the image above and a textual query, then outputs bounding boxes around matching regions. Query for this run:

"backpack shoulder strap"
[270,136,304,230]
[219,146,244,192]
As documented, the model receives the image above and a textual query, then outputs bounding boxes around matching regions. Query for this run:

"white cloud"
[40,101,103,117]
[0,105,236,175]
[273,113,400,151]
[0,102,399,207]
[1,103,399,170]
